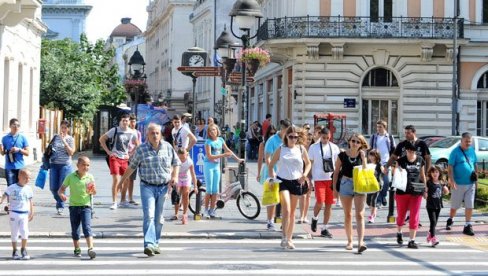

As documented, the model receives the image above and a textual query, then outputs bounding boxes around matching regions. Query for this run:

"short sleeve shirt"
[394,140,430,159]
[204,137,225,162]
[448,146,477,185]
[105,127,138,159]
[309,142,340,181]
[50,135,75,165]
[338,151,363,178]
[63,171,95,207]
[396,156,425,195]
[4,184,33,213]
[264,134,282,172]
[179,158,194,183]
[172,126,191,149]
[1,133,29,170]
[426,180,443,209]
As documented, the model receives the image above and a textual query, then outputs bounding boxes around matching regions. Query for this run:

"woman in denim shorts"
[332,133,369,253]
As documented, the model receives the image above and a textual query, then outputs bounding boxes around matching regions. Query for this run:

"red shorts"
[109,156,128,176]
[314,180,334,205]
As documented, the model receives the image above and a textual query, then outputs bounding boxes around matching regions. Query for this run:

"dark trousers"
[5,169,19,186]
[69,206,93,240]
[427,208,441,237]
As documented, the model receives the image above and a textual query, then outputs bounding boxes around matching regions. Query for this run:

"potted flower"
[237,47,271,76]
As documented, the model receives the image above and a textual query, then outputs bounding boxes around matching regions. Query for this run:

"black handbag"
[409,182,425,195]
[42,136,57,169]
[320,142,334,173]
[460,147,478,182]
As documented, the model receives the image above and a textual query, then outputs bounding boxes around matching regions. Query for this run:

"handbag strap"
[459,146,474,169]
[320,142,333,160]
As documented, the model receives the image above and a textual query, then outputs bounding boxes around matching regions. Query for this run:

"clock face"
[189,55,205,67]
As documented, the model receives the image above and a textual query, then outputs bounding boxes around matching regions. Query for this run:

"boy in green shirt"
[58,156,97,259]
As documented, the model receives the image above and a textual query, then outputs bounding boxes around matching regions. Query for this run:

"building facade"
[0,0,47,167]
[145,0,196,116]
[41,0,91,42]
[253,0,488,138]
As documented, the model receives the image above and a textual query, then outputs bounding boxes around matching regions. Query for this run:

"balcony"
[257,16,463,42]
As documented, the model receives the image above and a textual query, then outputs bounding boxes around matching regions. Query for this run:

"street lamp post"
[228,0,262,159]
[127,49,146,117]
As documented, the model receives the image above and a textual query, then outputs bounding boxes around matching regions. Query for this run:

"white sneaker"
[56,208,64,215]
[119,201,130,208]
[110,203,118,210]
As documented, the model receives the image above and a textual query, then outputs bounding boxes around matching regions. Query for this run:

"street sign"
[177,66,220,73]
[228,72,255,83]
[193,71,222,77]
[344,98,356,108]
[190,142,206,184]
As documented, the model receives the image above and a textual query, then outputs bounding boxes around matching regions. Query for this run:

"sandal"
[358,244,368,254]
[345,243,353,250]
[169,215,178,221]
[129,200,139,206]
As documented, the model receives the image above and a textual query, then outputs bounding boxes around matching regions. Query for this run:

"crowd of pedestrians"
[0,113,482,259]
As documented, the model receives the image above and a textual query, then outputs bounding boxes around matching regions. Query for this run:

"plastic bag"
[35,167,48,189]
[391,167,407,192]
[262,178,280,206]
[353,164,380,194]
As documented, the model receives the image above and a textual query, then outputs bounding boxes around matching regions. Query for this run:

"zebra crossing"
[0,238,486,275]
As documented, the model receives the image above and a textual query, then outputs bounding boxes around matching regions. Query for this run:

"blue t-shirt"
[204,137,225,163]
[448,146,477,185]
[264,134,282,173]
[1,133,29,170]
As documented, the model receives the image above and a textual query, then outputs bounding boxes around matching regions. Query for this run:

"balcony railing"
[257,16,464,41]
[43,0,85,4]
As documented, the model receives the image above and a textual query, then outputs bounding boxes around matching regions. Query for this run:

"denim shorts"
[339,177,355,197]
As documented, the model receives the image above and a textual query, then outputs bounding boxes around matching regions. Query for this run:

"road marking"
[0,269,484,275]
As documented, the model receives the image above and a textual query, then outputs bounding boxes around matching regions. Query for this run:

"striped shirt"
[129,141,180,185]
[50,135,74,165]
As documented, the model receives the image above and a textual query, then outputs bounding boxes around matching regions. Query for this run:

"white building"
[0,0,47,167]
[41,0,91,42]
[146,0,196,115]
[253,0,488,138]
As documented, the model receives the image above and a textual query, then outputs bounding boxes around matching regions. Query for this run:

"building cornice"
[146,1,194,36]
[42,5,92,15]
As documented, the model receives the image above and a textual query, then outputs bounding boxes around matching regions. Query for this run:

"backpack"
[370,133,395,155]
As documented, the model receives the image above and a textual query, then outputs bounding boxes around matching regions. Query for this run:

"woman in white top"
[269,126,311,250]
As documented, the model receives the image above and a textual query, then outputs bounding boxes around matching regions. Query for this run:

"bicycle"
[188,162,261,220]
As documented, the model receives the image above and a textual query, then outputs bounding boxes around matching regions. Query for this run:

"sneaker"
[74,248,81,257]
[407,240,418,249]
[320,228,333,238]
[311,218,318,232]
[266,222,276,231]
[169,215,178,221]
[368,215,375,224]
[396,233,403,245]
[463,224,475,236]
[382,198,387,206]
[431,236,440,247]
[153,246,161,254]
[87,248,96,259]
[109,203,117,210]
[119,201,130,208]
[129,200,139,206]
[209,209,217,218]
[144,246,154,257]
[12,250,20,260]
[56,208,64,215]
[426,233,432,243]
[204,209,210,219]
[285,240,295,250]
[4,205,9,214]
[20,248,30,260]
[446,218,453,230]
[182,215,188,225]
[280,237,287,248]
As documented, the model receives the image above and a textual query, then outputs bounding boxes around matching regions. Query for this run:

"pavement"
[1,152,487,245]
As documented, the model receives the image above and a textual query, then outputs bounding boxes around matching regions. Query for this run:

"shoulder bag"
[460,147,478,182]
[105,127,118,167]
[320,142,334,173]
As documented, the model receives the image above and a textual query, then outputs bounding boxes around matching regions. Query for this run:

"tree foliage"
[40,34,126,120]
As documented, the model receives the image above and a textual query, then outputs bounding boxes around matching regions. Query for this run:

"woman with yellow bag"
[332,133,369,253]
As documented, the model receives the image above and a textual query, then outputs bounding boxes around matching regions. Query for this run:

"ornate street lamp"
[228,0,262,159]
[126,48,147,117]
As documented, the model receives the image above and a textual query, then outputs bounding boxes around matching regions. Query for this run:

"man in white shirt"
[171,115,196,152]
[309,128,340,238]
[369,120,396,207]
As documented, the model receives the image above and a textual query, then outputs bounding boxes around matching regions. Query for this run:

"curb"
[0,231,312,240]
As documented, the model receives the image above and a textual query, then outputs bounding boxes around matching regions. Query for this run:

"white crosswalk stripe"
[0,239,486,275]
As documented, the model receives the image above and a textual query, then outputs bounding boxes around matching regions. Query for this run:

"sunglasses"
[288,135,299,139]
[11,124,20,127]
[350,139,361,144]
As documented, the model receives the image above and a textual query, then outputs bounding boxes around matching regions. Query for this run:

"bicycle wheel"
[236,191,261,220]
[188,188,206,215]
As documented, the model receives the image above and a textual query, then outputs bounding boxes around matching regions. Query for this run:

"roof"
[110,17,142,39]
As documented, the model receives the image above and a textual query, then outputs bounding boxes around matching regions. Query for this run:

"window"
[476,101,488,136]
[477,72,488,88]
[478,138,488,152]
[362,68,398,87]
[370,0,393,22]
[484,0,488,23]
[362,99,398,134]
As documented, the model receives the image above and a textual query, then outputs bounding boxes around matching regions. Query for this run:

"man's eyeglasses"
[11,124,20,127]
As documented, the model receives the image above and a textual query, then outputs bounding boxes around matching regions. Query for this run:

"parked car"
[419,135,446,146]
[429,136,488,169]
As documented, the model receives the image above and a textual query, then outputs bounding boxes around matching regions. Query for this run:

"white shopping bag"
[391,167,407,192]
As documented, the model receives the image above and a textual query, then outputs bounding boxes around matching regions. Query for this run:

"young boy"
[0,169,34,260]
[58,156,97,259]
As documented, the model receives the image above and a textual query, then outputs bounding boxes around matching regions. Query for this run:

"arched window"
[361,68,399,135]
[477,71,488,88]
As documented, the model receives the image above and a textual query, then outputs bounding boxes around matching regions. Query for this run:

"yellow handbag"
[353,164,380,194]
[262,178,280,206]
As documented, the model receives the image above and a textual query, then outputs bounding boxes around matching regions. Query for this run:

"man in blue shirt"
[446,132,477,236]
[0,118,30,187]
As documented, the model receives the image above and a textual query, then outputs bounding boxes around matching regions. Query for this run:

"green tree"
[40,34,126,120]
